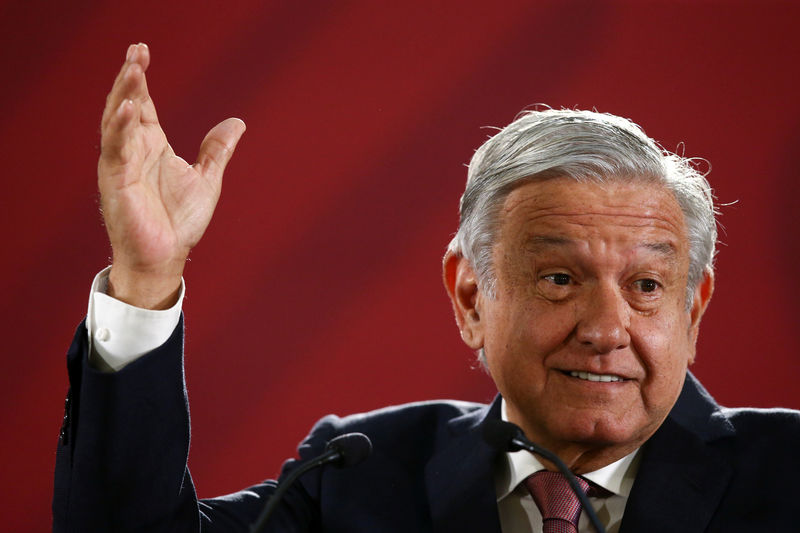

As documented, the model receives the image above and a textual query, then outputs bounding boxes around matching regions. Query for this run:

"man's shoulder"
[671,373,800,442]
[296,398,492,462]
[704,406,800,471]
[719,405,800,438]
[315,398,489,435]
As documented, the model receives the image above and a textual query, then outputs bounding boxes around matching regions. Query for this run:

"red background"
[2,1,798,530]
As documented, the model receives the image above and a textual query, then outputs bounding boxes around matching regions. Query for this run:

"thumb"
[194,117,246,182]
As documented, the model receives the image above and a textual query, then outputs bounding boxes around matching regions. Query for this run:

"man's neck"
[500,398,650,474]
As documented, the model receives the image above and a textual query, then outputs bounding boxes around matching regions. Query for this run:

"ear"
[442,250,485,350]
[687,268,714,363]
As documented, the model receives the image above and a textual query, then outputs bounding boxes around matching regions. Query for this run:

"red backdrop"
[2,1,798,530]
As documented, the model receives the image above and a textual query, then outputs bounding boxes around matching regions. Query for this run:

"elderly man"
[54,43,798,532]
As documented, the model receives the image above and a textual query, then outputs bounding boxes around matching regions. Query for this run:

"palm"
[102,125,215,269]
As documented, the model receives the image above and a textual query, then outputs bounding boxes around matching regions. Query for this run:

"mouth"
[564,370,626,383]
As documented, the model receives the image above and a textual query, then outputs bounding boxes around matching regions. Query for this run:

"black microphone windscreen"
[482,419,523,452]
[325,432,372,467]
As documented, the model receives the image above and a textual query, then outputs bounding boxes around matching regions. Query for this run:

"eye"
[634,278,660,293]
[537,272,578,302]
[544,273,572,286]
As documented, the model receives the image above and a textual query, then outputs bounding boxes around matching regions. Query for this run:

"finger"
[102,44,140,128]
[100,48,161,169]
[132,41,151,72]
[100,62,145,151]
[102,64,144,134]
[101,43,157,131]
[128,43,159,125]
[99,98,138,174]
[194,118,247,184]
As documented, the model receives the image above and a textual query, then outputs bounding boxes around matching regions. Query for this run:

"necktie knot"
[525,471,590,533]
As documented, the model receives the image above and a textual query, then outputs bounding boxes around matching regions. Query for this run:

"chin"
[548,412,647,449]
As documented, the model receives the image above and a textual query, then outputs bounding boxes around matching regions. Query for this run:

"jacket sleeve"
[52,316,203,531]
[52,317,329,532]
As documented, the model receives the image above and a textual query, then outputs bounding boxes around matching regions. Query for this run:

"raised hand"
[98,43,245,309]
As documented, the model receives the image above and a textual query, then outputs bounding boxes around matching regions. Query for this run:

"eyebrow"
[526,236,571,248]
[640,241,677,257]
[525,236,678,258]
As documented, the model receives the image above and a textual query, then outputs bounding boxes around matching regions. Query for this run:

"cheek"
[485,300,578,385]
[496,295,574,343]
[633,306,693,358]
[632,314,693,404]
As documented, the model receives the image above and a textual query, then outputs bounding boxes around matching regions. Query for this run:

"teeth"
[569,371,623,382]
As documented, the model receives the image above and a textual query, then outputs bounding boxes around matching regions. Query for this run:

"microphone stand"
[250,433,371,533]
[250,447,343,533]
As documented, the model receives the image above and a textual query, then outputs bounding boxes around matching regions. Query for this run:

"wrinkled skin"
[444,177,713,472]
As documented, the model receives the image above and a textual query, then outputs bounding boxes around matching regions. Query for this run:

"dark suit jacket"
[53,319,800,532]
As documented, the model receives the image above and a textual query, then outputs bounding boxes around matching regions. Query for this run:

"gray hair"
[447,108,717,309]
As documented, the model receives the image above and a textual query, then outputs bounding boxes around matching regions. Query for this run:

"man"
[53,43,799,532]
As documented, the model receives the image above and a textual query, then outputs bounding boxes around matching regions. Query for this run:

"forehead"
[497,177,688,253]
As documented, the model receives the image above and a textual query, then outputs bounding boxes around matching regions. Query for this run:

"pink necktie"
[525,470,590,533]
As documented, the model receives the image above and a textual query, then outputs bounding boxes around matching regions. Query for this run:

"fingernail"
[126,44,135,61]
[130,44,139,62]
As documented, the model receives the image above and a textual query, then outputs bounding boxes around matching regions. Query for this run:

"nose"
[574,283,631,354]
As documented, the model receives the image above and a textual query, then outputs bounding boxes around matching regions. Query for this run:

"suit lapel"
[620,373,735,533]
[420,373,736,532]
[425,397,504,533]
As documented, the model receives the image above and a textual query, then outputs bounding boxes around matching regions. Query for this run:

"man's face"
[449,177,712,469]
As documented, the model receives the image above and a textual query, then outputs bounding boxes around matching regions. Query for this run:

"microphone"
[250,432,372,533]
[324,432,373,467]
[482,419,607,533]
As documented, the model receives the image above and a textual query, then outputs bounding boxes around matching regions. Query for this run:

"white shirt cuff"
[86,266,184,372]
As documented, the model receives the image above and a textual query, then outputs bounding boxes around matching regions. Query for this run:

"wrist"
[107,261,184,310]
